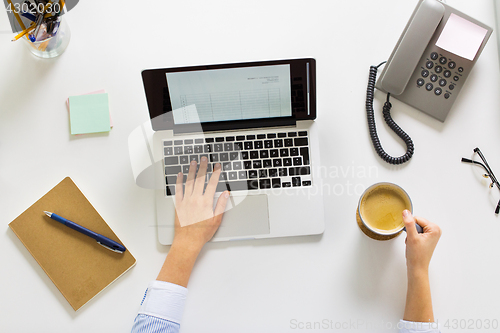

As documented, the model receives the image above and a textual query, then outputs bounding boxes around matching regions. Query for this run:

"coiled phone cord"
[365,62,414,165]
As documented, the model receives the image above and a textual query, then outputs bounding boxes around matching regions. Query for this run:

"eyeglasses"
[461,147,500,214]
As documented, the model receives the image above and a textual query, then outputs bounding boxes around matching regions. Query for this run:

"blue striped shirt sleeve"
[131,281,188,333]
[131,314,181,333]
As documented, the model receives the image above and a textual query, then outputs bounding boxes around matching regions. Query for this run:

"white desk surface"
[2,1,500,332]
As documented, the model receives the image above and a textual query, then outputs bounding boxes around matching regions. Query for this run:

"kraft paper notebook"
[9,177,136,311]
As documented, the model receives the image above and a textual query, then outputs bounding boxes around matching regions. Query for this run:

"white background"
[1,1,500,332]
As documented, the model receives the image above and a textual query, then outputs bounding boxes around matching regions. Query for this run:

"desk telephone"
[366,0,492,164]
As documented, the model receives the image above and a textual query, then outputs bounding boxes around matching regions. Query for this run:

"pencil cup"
[23,17,71,58]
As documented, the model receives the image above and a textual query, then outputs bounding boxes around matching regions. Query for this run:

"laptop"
[142,58,325,245]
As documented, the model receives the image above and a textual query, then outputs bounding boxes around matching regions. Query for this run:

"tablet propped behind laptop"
[142,58,325,245]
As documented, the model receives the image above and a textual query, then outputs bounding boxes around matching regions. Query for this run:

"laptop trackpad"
[213,194,270,239]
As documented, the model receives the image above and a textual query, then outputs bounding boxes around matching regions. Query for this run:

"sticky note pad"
[69,93,111,135]
[436,13,488,61]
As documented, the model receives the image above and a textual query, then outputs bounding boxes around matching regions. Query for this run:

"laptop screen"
[142,58,316,132]
[166,65,292,125]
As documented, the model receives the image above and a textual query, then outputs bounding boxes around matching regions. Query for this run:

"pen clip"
[97,242,124,254]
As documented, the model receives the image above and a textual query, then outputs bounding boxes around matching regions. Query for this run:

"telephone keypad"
[416,51,465,101]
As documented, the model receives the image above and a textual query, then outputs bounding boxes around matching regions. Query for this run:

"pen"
[44,211,126,253]
[29,1,53,42]
[29,12,44,42]
[21,12,37,22]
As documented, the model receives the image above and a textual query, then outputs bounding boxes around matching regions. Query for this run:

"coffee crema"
[359,184,411,233]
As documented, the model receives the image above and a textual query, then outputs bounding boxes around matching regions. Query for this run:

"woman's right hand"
[403,210,442,274]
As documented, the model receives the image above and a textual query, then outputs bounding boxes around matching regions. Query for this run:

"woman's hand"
[403,210,442,274]
[172,157,229,252]
[157,157,229,287]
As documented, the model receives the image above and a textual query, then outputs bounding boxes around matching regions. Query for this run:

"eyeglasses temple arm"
[461,158,490,174]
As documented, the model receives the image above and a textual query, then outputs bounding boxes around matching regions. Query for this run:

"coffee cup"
[357,182,413,240]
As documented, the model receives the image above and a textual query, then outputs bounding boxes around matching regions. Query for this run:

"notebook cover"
[9,177,136,311]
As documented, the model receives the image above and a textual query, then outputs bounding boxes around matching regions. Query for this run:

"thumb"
[213,191,230,224]
[403,209,417,237]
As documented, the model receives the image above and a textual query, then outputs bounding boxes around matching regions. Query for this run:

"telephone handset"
[366,0,492,165]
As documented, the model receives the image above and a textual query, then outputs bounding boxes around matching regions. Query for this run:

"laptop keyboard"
[162,131,312,196]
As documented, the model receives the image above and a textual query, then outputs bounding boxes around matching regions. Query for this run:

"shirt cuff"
[399,320,440,333]
[138,280,188,325]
